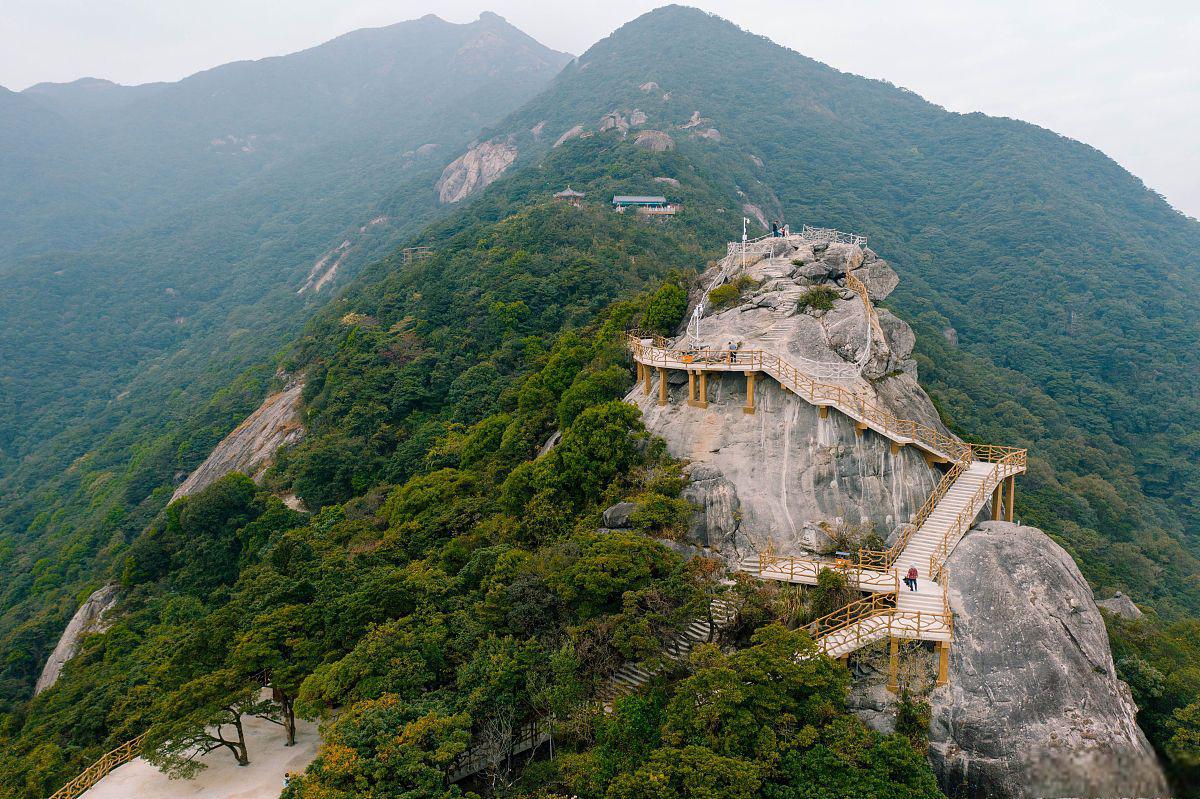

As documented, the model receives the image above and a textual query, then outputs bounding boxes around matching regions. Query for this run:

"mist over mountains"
[2,6,1199,798]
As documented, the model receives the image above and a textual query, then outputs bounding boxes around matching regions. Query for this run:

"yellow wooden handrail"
[806,592,897,639]
[48,733,147,799]
[928,448,1026,580]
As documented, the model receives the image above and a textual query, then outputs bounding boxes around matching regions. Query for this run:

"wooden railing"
[758,546,900,593]
[928,448,1027,580]
[812,607,953,654]
[629,332,969,463]
[806,592,897,641]
[804,577,954,656]
[858,457,969,570]
[48,733,146,799]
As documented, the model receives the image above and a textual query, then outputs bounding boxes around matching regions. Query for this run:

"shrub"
[797,285,839,312]
[629,494,693,539]
[810,568,856,620]
[707,275,759,310]
[707,283,741,309]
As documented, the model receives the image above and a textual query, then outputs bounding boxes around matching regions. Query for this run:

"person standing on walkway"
[906,566,919,591]
[771,220,780,237]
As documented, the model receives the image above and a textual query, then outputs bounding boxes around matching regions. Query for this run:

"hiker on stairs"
[905,566,919,591]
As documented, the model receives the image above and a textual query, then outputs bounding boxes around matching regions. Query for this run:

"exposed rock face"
[633,130,675,152]
[436,138,518,203]
[554,124,584,148]
[35,585,119,694]
[931,522,1168,799]
[630,379,940,559]
[742,203,768,228]
[171,380,305,502]
[1096,591,1143,620]
[629,240,948,560]
[603,501,637,529]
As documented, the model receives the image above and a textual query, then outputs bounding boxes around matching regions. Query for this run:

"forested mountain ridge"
[441,5,1200,615]
[0,12,569,468]
[0,10,568,724]
[2,11,570,261]
[4,5,1200,797]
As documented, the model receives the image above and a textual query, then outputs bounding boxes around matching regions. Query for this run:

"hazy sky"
[4,1,1198,219]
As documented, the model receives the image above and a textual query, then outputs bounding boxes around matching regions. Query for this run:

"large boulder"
[633,130,675,151]
[1096,592,1143,620]
[930,521,1169,799]
[857,258,900,301]
[679,464,741,551]
[602,501,638,529]
[817,242,865,275]
[628,376,941,560]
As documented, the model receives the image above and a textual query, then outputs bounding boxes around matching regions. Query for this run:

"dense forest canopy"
[2,4,1200,797]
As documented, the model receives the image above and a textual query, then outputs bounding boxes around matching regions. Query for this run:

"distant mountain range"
[0,12,570,479]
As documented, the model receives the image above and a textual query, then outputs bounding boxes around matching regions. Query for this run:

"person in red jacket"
[905,566,919,591]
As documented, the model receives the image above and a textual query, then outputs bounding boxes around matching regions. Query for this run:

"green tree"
[641,283,688,336]
[282,696,473,799]
[143,669,269,777]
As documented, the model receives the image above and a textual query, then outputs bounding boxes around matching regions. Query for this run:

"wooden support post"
[687,370,697,406]
[657,368,667,406]
[641,363,651,395]
[818,406,830,419]
[890,441,901,455]
[993,479,1006,521]
[697,371,708,409]
[886,637,899,693]
[743,372,756,415]
[1005,476,1016,522]
[936,641,950,686]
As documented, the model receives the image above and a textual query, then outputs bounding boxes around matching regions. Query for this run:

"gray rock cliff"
[171,379,305,502]
[35,584,119,694]
[930,521,1168,798]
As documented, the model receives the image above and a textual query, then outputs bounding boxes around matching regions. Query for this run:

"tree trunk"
[233,715,250,766]
[283,696,296,747]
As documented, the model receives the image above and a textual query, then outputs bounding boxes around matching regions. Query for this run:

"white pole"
[742,216,748,269]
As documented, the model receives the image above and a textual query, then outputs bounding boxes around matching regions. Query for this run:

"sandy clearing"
[82,715,321,799]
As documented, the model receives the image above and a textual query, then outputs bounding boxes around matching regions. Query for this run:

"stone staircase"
[599,598,738,702]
